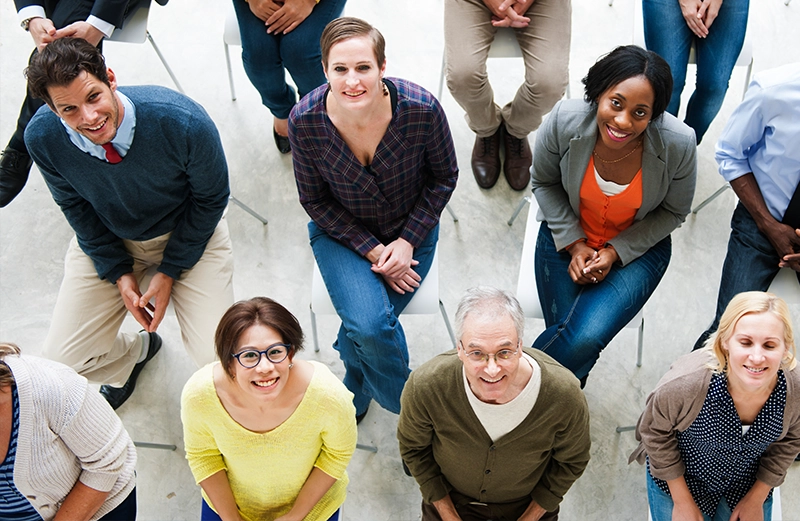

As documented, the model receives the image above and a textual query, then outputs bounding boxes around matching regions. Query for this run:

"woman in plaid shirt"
[289,17,459,422]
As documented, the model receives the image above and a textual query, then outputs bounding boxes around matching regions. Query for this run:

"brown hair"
[215,297,305,379]
[706,291,797,372]
[320,17,386,70]
[25,37,111,108]
[0,343,21,388]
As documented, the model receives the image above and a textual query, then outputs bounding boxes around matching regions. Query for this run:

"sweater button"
[485,469,491,474]
[490,445,496,450]
[481,489,487,494]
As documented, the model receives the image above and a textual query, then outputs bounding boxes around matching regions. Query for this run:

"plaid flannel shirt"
[289,78,458,256]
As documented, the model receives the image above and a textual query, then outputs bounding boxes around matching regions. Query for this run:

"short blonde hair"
[705,291,797,372]
[0,343,21,388]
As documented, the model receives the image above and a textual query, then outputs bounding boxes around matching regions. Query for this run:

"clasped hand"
[367,238,421,295]
[566,242,619,285]
[485,0,534,28]
[679,0,723,38]
[116,272,174,332]
[248,0,316,35]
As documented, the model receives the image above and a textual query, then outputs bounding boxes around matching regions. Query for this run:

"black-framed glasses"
[231,343,291,368]
[459,341,520,364]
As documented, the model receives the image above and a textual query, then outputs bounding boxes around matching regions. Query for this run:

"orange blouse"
[579,156,643,250]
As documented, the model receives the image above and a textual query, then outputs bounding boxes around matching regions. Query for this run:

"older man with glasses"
[397,286,591,521]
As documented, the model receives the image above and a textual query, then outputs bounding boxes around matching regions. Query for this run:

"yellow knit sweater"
[181,361,356,521]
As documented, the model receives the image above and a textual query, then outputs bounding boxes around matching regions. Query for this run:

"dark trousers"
[99,486,137,520]
[421,492,559,521]
[693,202,800,350]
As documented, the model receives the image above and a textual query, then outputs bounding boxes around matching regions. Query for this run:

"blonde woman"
[631,292,800,521]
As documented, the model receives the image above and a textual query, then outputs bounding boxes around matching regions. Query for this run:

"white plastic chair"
[107,3,184,94]
[223,3,242,101]
[516,195,645,366]
[767,267,800,305]
[309,244,456,353]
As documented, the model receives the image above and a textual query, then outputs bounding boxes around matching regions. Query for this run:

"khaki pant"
[43,217,235,386]
[444,0,572,138]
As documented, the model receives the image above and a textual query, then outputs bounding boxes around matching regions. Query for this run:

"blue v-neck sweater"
[25,86,230,283]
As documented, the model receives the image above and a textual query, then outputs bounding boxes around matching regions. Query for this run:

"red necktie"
[102,143,122,164]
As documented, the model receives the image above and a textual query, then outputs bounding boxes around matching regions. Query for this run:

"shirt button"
[481,489,487,494]
[490,445,496,451]
[485,469,491,474]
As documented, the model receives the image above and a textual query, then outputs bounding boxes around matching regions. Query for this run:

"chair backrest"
[311,246,441,316]
[488,27,523,59]
[768,268,800,306]
[516,197,545,319]
[109,4,150,44]
[224,3,242,47]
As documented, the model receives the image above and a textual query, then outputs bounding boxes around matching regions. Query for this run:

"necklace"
[593,137,643,164]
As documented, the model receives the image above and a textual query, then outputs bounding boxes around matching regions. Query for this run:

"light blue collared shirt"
[715,62,800,221]
[60,91,136,162]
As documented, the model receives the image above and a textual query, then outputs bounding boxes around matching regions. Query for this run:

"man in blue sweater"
[24,38,234,409]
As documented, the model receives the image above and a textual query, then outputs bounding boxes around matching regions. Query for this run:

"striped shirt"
[0,386,43,521]
[290,78,458,256]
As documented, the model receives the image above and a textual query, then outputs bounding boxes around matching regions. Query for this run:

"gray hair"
[454,286,524,342]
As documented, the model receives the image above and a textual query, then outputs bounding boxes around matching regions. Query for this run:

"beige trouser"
[444,0,572,138]
[43,217,235,386]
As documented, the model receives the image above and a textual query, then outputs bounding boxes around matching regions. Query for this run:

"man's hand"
[432,495,462,521]
[266,0,316,35]
[53,21,105,46]
[517,500,547,521]
[28,17,57,51]
[139,272,174,332]
[760,221,800,271]
[247,0,282,23]
[117,273,155,330]
[486,0,531,27]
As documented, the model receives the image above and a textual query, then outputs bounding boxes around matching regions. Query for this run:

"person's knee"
[523,64,568,104]
[344,309,398,349]
[446,63,487,97]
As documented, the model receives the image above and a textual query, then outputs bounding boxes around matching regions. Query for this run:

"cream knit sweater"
[4,354,136,521]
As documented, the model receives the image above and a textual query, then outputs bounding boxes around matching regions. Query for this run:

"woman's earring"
[382,81,389,97]
[288,363,294,369]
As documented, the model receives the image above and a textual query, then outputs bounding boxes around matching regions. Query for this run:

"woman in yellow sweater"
[181,297,357,521]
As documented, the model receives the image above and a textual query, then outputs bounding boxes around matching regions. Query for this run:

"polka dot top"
[649,371,786,517]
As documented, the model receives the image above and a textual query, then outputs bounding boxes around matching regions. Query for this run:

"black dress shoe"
[503,131,533,191]
[100,333,163,409]
[0,147,33,208]
[273,129,291,154]
[471,126,502,189]
[356,402,370,425]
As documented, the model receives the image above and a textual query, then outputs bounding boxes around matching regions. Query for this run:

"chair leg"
[224,42,237,101]
[229,195,268,224]
[445,204,459,223]
[134,441,177,451]
[310,305,320,353]
[437,51,446,102]
[691,184,731,214]
[146,31,185,94]
[439,300,457,349]
[356,443,378,453]
[637,317,645,368]
[615,425,636,433]
[507,196,531,226]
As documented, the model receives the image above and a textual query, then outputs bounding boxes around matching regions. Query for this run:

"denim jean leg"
[687,0,749,143]
[533,223,671,379]
[309,222,439,415]
[693,203,783,350]
[280,0,346,99]
[711,495,772,521]
[233,0,296,119]
[647,472,676,521]
[642,0,693,117]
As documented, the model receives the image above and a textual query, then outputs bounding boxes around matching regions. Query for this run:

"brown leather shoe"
[471,126,502,189]
[503,131,532,191]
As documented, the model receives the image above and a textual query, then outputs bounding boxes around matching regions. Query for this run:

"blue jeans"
[201,499,340,521]
[532,223,671,379]
[232,0,346,119]
[693,203,799,350]
[309,222,439,415]
[642,0,749,144]
[647,471,772,521]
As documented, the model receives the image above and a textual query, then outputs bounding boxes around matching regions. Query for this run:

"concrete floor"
[2,0,800,519]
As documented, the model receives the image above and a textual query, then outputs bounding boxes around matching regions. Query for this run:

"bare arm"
[274,467,338,521]
[729,480,771,521]
[199,470,244,521]
[431,494,462,521]
[517,499,547,521]
[730,173,800,271]
[665,476,704,521]
[52,482,110,521]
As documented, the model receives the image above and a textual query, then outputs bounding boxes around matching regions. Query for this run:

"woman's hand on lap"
[566,242,600,285]
[266,0,316,34]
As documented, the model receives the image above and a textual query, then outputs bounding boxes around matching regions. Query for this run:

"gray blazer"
[531,99,697,266]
